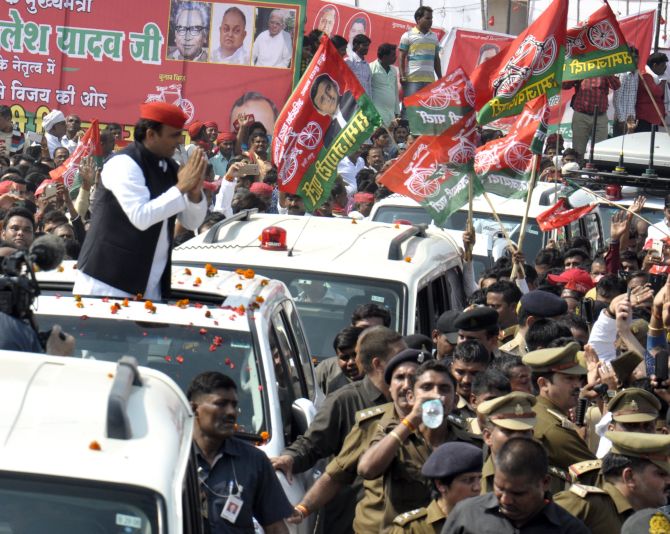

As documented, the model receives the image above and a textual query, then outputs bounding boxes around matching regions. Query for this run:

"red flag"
[563,1,633,81]
[537,197,596,231]
[49,120,102,189]
[619,10,655,71]
[470,0,567,124]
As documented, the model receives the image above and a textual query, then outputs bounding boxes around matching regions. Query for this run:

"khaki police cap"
[522,342,586,375]
[476,391,537,431]
[606,430,670,474]
[607,388,661,423]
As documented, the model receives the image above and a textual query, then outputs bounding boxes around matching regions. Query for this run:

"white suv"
[171,212,468,359]
[0,351,201,533]
[35,264,321,533]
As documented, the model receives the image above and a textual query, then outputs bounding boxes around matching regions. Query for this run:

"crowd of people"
[2,4,670,533]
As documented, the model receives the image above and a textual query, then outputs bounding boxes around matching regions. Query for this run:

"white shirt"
[212,178,236,218]
[211,46,250,65]
[252,30,292,67]
[45,131,66,158]
[648,219,670,240]
[73,154,207,300]
[336,156,365,195]
[61,134,78,154]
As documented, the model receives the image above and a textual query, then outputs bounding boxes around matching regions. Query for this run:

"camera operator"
[0,235,74,355]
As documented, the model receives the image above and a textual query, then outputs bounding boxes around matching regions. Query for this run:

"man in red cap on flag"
[74,102,207,300]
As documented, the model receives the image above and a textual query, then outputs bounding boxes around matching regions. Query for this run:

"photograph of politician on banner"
[210,3,254,65]
[345,12,371,57]
[166,1,211,62]
[252,7,296,68]
[314,4,339,36]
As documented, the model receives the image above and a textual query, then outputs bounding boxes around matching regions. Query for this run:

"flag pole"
[482,191,517,249]
[511,153,539,279]
[465,172,474,261]
[564,178,669,236]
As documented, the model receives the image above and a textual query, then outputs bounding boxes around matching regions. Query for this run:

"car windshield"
[372,205,433,226]
[36,314,267,436]
[172,267,404,360]
[443,211,544,265]
[0,475,161,533]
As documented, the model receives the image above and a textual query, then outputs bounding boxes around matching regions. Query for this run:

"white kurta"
[46,132,66,158]
[252,30,292,67]
[73,154,207,300]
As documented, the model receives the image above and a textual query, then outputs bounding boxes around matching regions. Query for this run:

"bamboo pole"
[511,153,539,279]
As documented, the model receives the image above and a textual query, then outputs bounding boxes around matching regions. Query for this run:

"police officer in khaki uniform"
[554,431,670,534]
[500,290,568,356]
[390,442,482,533]
[290,348,429,530]
[570,388,661,486]
[356,360,478,532]
[477,391,537,493]
[523,343,596,491]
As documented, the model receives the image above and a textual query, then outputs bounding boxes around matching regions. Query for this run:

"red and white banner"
[306,1,444,57]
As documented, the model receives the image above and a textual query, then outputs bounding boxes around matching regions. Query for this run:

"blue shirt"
[209,153,231,177]
[196,437,293,533]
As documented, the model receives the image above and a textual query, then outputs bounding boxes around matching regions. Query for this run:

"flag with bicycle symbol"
[475,95,549,199]
[272,35,382,211]
[563,1,634,81]
[404,67,475,136]
[470,0,567,126]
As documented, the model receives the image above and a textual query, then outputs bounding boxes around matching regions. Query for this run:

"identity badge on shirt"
[220,494,243,523]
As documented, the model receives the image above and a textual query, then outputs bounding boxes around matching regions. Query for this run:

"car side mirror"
[291,397,316,436]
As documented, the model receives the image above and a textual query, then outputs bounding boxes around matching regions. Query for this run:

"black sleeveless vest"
[77,141,178,297]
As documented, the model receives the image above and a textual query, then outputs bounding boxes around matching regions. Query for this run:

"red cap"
[139,102,187,129]
[0,180,14,195]
[216,131,236,143]
[547,268,595,294]
[204,121,218,129]
[250,182,273,196]
[353,192,374,203]
[187,120,205,138]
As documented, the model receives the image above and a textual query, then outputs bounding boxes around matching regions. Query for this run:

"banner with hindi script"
[475,95,548,199]
[563,2,633,81]
[403,67,475,135]
[272,36,382,211]
[378,113,483,224]
[0,0,305,144]
[470,0,567,126]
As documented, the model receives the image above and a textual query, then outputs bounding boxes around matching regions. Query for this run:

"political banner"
[0,0,305,141]
[470,0,568,126]
[49,118,102,188]
[306,1,443,59]
[378,113,483,224]
[475,95,549,198]
[272,36,381,211]
[563,2,633,81]
[403,67,475,135]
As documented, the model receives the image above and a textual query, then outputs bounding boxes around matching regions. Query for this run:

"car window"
[415,285,431,335]
[36,314,267,437]
[446,268,466,310]
[444,211,544,265]
[271,310,304,401]
[283,299,316,400]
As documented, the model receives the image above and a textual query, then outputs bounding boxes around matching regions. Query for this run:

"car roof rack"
[566,169,670,193]
[388,224,428,260]
[107,356,143,440]
[202,209,259,244]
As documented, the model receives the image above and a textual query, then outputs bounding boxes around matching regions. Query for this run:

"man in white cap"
[42,110,67,158]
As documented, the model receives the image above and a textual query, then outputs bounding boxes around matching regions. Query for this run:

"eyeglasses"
[175,25,205,36]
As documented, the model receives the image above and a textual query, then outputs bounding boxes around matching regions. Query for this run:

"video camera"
[0,234,65,323]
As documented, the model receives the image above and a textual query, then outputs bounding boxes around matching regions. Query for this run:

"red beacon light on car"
[393,219,413,226]
[260,226,287,251]
[605,184,622,201]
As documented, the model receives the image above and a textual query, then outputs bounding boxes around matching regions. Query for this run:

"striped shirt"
[399,27,440,83]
